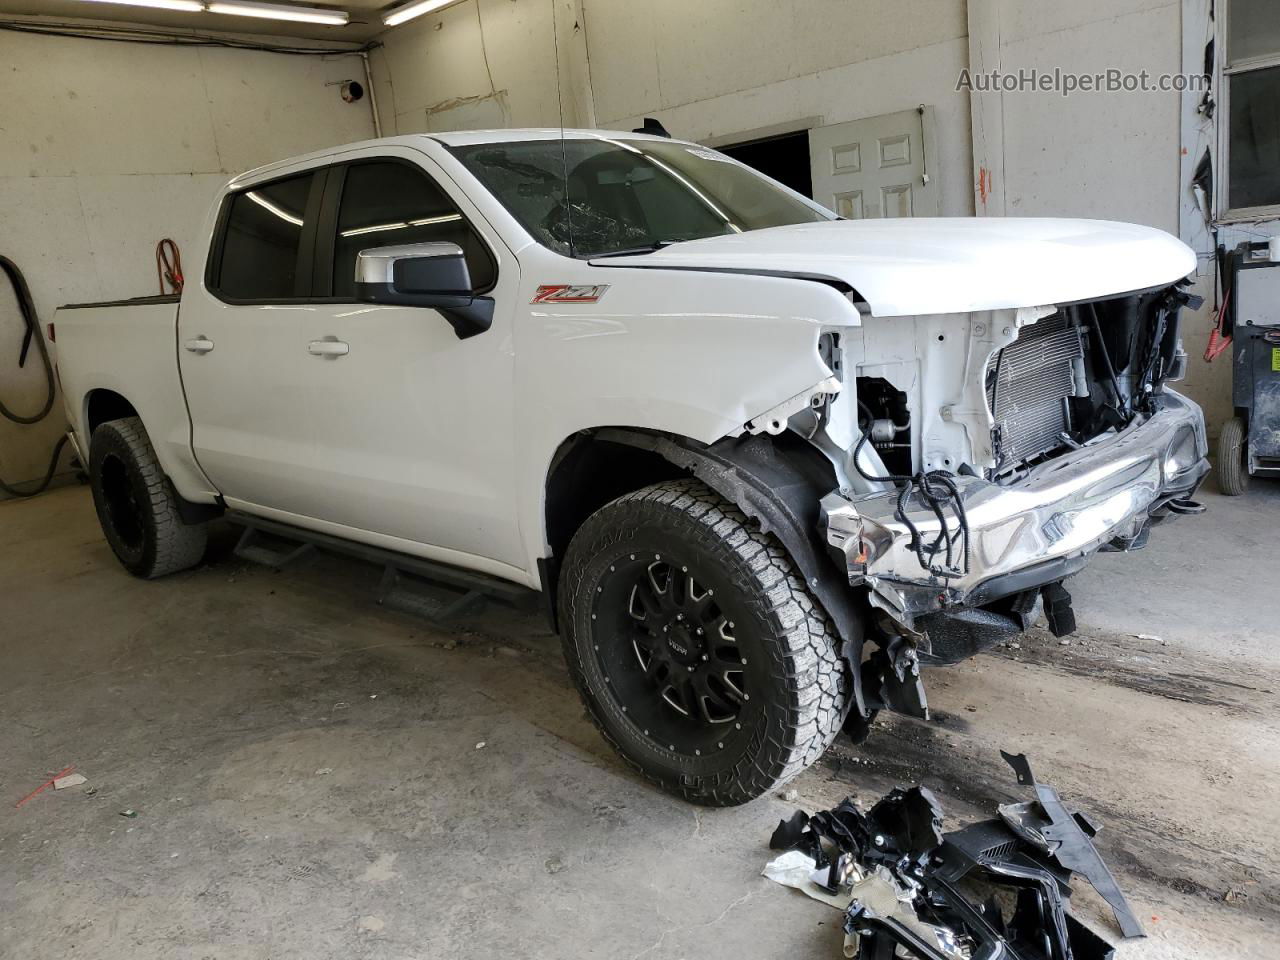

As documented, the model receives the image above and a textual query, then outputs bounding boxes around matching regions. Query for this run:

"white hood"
[592,218,1197,317]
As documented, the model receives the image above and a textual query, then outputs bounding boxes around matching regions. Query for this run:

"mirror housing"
[354,242,494,340]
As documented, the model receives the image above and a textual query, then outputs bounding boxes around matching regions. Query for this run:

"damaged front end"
[764,753,1141,960]
[805,284,1209,722]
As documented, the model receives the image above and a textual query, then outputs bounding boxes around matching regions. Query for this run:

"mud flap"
[861,637,928,720]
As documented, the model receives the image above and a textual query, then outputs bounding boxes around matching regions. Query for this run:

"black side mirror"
[354,242,494,340]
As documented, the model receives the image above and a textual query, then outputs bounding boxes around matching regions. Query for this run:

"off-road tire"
[1217,415,1248,497]
[558,478,849,805]
[89,416,207,578]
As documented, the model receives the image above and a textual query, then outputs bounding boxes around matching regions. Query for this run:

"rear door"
[178,165,328,514]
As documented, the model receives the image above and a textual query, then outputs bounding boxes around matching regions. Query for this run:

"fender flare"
[594,427,869,719]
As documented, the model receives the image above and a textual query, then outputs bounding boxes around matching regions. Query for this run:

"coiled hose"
[0,255,69,498]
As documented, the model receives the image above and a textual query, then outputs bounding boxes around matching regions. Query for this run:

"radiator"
[986,313,1083,465]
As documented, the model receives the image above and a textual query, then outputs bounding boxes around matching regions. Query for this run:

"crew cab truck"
[53,130,1209,805]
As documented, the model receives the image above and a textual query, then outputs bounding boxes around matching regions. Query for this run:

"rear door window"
[330,161,495,298]
[214,171,318,300]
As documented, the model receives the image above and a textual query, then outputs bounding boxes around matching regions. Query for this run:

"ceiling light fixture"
[382,0,460,28]
[78,0,205,12]
[208,0,349,25]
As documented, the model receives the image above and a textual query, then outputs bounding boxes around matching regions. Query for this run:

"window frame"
[204,167,329,306]
[205,155,499,305]
[1218,0,1280,221]
[318,155,500,301]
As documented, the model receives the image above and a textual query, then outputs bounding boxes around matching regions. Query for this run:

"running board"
[228,511,537,622]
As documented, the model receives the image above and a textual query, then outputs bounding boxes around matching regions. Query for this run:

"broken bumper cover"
[822,390,1208,631]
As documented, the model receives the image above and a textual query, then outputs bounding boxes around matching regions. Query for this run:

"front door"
[178,149,524,576]
[808,108,939,219]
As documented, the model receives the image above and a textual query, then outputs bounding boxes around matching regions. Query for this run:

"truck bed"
[53,296,215,503]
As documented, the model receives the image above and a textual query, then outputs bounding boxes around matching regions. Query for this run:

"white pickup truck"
[53,128,1208,805]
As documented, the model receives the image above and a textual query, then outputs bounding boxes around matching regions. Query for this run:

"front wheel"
[558,479,849,805]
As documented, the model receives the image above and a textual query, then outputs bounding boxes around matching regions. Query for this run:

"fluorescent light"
[340,213,461,237]
[341,222,408,238]
[208,1,349,25]
[78,0,205,11]
[382,0,459,28]
[246,191,304,226]
[409,213,462,226]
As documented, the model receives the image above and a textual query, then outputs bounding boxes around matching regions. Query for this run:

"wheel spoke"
[693,674,737,724]
[661,684,691,716]
[718,670,747,705]
[646,562,671,600]
[629,583,661,621]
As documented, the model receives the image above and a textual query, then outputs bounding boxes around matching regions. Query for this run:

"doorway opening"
[717,131,814,198]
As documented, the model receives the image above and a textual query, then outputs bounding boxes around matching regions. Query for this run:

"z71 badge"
[531,284,610,304]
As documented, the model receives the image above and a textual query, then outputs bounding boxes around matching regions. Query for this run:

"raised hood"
[591,218,1197,318]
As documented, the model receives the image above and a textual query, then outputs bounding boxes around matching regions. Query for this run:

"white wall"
[968,0,1231,431]
[369,0,976,216]
[368,0,565,134]
[973,0,1184,229]
[0,26,375,494]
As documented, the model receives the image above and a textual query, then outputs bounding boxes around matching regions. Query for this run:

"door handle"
[184,337,214,354]
[308,339,349,358]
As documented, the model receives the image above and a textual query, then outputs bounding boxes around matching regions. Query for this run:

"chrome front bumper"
[821,391,1209,629]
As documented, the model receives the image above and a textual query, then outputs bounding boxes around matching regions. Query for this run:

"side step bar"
[228,511,538,622]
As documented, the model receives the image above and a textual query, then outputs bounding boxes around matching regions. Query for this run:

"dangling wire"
[156,238,183,295]
[852,400,971,580]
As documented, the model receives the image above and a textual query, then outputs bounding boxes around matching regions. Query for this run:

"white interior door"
[809,108,939,218]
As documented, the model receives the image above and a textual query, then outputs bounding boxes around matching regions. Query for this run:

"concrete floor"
[2,482,1278,959]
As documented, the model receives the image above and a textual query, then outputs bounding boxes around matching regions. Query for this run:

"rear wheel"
[1218,415,1249,496]
[558,478,848,805]
[89,417,207,578]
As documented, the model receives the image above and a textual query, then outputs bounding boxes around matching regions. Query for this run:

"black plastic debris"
[766,753,1141,960]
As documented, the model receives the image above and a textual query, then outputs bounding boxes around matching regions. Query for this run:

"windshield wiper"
[588,239,687,259]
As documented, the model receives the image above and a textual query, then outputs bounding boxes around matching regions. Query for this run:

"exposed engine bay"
[829,284,1198,494]
[764,283,1212,727]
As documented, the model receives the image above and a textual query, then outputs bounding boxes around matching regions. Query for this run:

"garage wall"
[971,0,1184,229]
[368,0,976,216]
[0,26,375,496]
[967,0,1229,431]
[367,0,565,133]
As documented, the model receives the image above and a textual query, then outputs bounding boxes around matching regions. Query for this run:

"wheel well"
[543,427,868,717]
[545,433,687,563]
[85,390,139,435]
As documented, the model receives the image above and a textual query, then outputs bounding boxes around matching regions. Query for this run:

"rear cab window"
[210,171,319,301]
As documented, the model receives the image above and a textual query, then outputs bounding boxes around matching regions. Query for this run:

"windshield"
[448,137,834,258]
